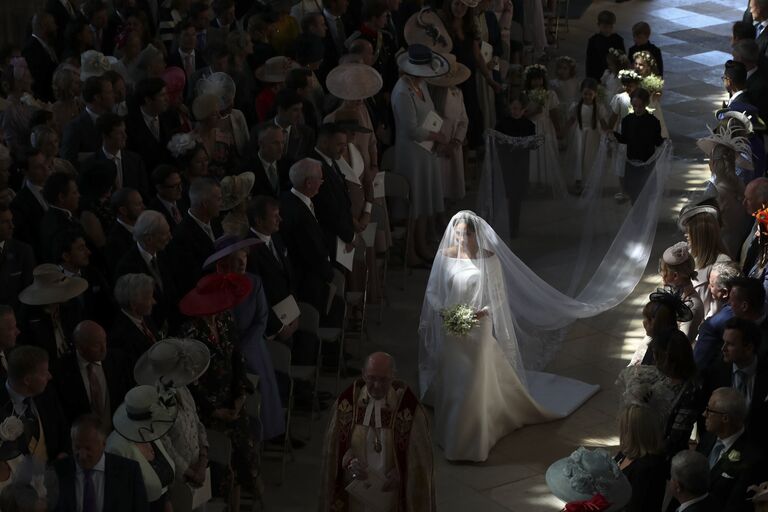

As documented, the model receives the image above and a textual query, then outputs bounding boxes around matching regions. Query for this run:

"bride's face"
[453,222,478,254]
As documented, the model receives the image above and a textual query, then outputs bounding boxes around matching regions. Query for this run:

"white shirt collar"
[179,48,195,57]
[121,308,145,327]
[290,188,313,212]
[137,241,156,264]
[747,67,757,80]
[76,351,101,371]
[719,426,746,454]
[729,90,745,104]
[250,227,271,243]
[274,118,292,135]
[314,147,333,166]
[102,146,121,160]
[86,106,101,123]
[677,494,709,512]
[50,205,73,220]
[157,195,177,212]
[32,34,54,53]
[188,209,213,236]
[140,107,158,125]
[258,152,276,170]
[116,218,134,233]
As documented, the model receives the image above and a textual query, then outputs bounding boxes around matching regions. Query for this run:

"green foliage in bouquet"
[640,75,664,95]
[440,304,479,336]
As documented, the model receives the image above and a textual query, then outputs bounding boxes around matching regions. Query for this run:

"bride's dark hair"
[452,215,477,233]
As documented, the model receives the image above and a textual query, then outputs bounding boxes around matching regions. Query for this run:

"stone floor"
[258,0,738,508]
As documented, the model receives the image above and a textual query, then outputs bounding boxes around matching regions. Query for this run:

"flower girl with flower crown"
[634,51,668,138]
[524,64,565,195]
[549,56,580,151]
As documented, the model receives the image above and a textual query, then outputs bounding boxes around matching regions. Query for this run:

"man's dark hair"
[362,0,389,21]
[724,316,762,352]
[83,0,107,20]
[212,0,235,15]
[175,18,195,35]
[733,20,757,41]
[71,413,107,437]
[133,77,166,106]
[276,88,303,111]
[111,187,140,213]
[151,164,180,186]
[7,346,49,383]
[42,171,75,205]
[597,10,616,25]
[95,112,125,137]
[630,87,651,105]
[54,228,86,263]
[727,276,766,313]
[247,195,280,224]
[83,76,109,104]
[724,59,747,88]
[102,69,126,87]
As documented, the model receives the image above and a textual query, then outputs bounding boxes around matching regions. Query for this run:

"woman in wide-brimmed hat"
[135,338,211,490]
[205,235,287,442]
[219,172,256,237]
[179,272,261,507]
[254,56,299,122]
[106,385,178,510]
[392,44,449,267]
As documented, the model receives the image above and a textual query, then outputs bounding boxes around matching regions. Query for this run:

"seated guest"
[54,320,132,428]
[106,386,177,511]
[703,317,768,446]
[279,159,335,316]
[241,123,286,198]
[104,188,146,279]
[707,261,741,319]
[0,203,34,312]
[206,235,286,441]
[134,338,210,489]
[668,451,718,512]
[110,273,160,364]
[55,229,114,328]
[180,273,260,508]
[54,414,149,512]
[125,77,178,173]
[698,387,765,512]
[0,305,20,380]
[147,164,186,229]
[168,177,224,296]
[115,210,179,332]
[61,76,116,164]
[660,242,705,343]
[77,160,117,252]
[10,149,50,258]
[18,264,88,361]
[614,397,667,512]
[89,112,150,199]
[39,172,81,263]
[271,88,316,180]
[0,346,70,465]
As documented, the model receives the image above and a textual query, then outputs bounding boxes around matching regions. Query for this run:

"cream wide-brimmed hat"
[80,50,117,81]
[326,64,383,101]
[404,8,453,53]
[134,338,211,388]
[113,385,178,443]
[426,53,471,87]
[19,264,89,306]
[396,44,449,78]
[255,56,299,83]
[220,171,255,211]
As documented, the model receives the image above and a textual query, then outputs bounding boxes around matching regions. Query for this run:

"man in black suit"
[311,123,355,261]
[279,158,335,315]
[11,149,50,260]
[698,387,765,512]
[211,0,240,31]
[39,172,81,263]
[22,13,59,103]
[45,0,82,38]
[732,39,768,125]
[102,0,132,56]
[83,0,109,52]
[169,177,223,296]
[167,19,209,84]
[147,164,186,229]
[105,188,145,280]
[668,451,719,512]
[114,210,179,332]
[703,318,768,446]
[319,0,350,82]
[54,414,148,512]
[751,0,768,56]
[271,88,316,185]
[111,273,160,366]
[56,230,115,329]
[53,321,131,428]
[0,305,20,381]
[0,346,70,467]
[246,195,298,340]
[241,124,286,198]
[0,204,35,312]
[125,78,177,173]
[61,76,116,165]
[740,178,768,272]
[88,113,150,199]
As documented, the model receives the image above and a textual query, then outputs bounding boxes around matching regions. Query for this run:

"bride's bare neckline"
[442,247,495,259]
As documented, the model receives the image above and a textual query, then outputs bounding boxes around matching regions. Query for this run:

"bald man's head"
[73,320,107,363]
[363,352,395,400]
[744,176,768,215]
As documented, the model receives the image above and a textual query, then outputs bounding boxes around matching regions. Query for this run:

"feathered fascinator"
[648,286,693,322]
[696,118,753,170]
[195,72,237,110]
[167,132,198,159]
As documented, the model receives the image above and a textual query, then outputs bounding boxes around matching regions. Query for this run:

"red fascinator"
[563,493,611,512]
[179,273,252,317]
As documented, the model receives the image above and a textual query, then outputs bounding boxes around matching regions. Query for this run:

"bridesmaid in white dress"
[564,78,609,191]
[419,212,600,462]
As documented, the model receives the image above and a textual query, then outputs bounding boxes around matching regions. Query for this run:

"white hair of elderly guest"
[133,210,169,242]
[289,158,321,188]
[711,387,748,424]
[114,273,155,309]
[710,261,741,291]
[670,451,709,497]
[189,176,221,208]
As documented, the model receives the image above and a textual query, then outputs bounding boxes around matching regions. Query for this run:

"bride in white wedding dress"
[419,211,600,462]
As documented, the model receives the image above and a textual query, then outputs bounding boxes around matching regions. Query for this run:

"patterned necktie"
[87,363,104,416]
[22,397,40,441]
[148,257,164,290]
[184,53,194,78]
[109,153,123,189]
[709,440,725,468]
[82,468,97,512]
[170,204,182,224]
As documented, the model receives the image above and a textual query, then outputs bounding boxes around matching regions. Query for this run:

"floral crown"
[617,69,641,82]
[524,63,548,79]
[634,50,657,68]
[608,47,625,58]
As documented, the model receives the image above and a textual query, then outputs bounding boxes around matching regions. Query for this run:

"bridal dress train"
[420,212,600,462]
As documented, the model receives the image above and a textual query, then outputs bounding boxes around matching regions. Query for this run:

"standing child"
[524,64,565,196]
[608,69,642,202]
[628,22,664,76]
[585,10,625,81]
[613,88,664,204]
[549,55,580,151]
[602,48,629,103]
[634,50,668,138]
[565,78,609,194]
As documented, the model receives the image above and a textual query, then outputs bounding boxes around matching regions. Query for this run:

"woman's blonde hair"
[619,404,664,459]
[659,257,697,281]
[685,214,726,268]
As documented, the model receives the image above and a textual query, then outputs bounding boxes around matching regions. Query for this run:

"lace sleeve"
[487,129,543,149]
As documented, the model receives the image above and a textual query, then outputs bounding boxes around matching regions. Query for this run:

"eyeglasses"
[704,406,727,416]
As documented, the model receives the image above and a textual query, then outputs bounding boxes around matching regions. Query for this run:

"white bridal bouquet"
[440,304,479,336]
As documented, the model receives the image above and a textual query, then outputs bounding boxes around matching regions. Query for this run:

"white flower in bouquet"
[440,304,479,336]
[0,416,24,442]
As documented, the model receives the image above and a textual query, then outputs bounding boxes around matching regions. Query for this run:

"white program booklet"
[373,172,386,198]
[417,111,443,152]
[336,237,355,271]
[272,294,300,325]
[345,469,395,512]
[361,222,377,248]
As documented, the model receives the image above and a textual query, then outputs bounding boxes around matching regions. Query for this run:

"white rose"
[0,416,24,442]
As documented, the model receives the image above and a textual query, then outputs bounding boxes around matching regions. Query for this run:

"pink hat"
[162,66,186,105]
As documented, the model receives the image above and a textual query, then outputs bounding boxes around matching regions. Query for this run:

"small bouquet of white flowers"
[640,75,664,96]
[440,304,479,336]
[0,415,24,442]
